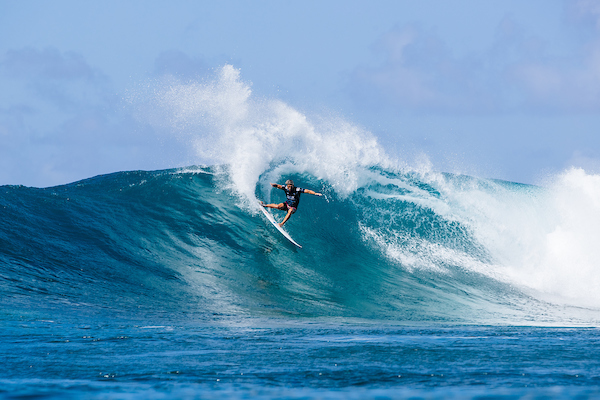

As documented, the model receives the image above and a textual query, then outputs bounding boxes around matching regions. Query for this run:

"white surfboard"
[258,203,302,248]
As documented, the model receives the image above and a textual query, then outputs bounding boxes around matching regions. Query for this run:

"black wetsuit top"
[283,186,305,208]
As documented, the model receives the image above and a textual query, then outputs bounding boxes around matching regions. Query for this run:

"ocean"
[3,164,600,399]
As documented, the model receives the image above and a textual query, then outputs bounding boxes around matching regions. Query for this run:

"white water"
[132,65,390,203]
[486,168,600,308]
[421,167,600,309]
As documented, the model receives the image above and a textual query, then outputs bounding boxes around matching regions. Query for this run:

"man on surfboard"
[261,180,323,227]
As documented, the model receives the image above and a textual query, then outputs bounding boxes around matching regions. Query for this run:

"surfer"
[261,180,323,227]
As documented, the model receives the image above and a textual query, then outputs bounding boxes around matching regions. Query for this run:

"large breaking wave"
[2,65,600,325]
[2,165,600,325]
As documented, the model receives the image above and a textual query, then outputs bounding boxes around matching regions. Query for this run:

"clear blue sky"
[2,0,600,186]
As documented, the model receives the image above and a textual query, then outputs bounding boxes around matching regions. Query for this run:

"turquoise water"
[3,166,600,398]
[3,320,600,399]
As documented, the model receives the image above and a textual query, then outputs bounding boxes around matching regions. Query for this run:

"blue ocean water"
[2,165,600,399]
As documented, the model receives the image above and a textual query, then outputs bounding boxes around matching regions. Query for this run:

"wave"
[2,164,600,325]
[3,65,600,325]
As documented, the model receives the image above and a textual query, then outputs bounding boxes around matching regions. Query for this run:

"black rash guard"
[283,186,305,208]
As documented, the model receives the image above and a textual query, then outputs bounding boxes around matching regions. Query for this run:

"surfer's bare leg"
[262,202,285,210]
[279,208,296,227]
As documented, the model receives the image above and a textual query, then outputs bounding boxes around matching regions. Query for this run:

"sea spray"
[131,65,390,203]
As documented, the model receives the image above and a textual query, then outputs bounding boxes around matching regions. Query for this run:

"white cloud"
[507,42,600,111]
[348,12,600,114]
[347,24,506,113]
[566,0,600,29]
[2,47,98,81]
[0,47,195,187]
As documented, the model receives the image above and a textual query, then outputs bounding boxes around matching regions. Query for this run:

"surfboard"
[258,203,302,248]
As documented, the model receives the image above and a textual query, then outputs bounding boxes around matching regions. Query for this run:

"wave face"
[2,165,600,325]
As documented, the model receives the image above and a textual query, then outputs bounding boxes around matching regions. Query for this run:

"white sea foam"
[500,168,600,308]
[427,167,600,308]
[137,65,390,205]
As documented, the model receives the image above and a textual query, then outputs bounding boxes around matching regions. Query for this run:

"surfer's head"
[285,179,294,189]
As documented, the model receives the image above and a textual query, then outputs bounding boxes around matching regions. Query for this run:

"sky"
[1,0,600,187]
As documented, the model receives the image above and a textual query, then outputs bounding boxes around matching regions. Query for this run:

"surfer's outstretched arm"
[304,189,323,197]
